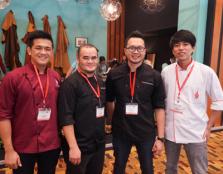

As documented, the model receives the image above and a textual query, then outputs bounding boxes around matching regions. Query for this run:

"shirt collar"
[125,62,144,73]
[27,62,49,74]
[177,59,194,71]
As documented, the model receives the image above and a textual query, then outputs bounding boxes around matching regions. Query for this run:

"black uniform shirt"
[58,71,105,153]
[106,63,165,142]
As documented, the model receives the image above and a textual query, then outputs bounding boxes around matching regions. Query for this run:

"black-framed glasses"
[126,46,145,53]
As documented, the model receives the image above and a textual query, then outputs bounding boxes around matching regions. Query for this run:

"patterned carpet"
[0,131,223,174]
[103,131,223,174]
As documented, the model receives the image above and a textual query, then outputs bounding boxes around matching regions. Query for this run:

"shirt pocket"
[137,80,154,102]
[79,92,94,105]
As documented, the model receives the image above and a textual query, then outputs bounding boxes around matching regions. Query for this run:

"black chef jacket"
[58,71,105,153]
[106,63,165,142]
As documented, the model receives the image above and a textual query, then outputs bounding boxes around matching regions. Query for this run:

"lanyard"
[77,69,101,99]
[33,65,49,106]
[175,63,194,99]
[129,71,136,102]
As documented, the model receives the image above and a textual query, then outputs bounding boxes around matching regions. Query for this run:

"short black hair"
[27,30,54,48]
[99,56,106,62]
[125,30,145,47]
[77,43,99,57]
[169,29,196,49]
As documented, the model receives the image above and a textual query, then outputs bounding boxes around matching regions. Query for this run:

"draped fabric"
[0,53,7,74]
[22,11,36,65]
[42,15,51,34]
[42,15,54,68]
[54,16,70,75]
[1,10,21,70]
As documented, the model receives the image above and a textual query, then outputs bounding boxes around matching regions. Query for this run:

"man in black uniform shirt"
[58,44,105,174]
[106,31,166,174]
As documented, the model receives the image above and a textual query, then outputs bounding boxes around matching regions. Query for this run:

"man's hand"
[203,110,221,141]
[152,139,164,157]
[4,149,22,169]
[105,124,112,134]
[69,146,81,165]
[203,126,211,141]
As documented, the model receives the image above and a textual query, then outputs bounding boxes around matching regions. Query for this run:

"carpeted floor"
[103,131,223,174]
[0,131,223,174]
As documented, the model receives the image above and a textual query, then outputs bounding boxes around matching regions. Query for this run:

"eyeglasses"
[126,46,145,53]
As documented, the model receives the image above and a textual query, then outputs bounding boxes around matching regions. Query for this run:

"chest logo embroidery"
[194,91,199,99]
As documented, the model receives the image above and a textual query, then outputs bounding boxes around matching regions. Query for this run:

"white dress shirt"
[161,61,223,143]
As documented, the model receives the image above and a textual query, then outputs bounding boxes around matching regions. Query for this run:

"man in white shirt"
[161,29,223,174]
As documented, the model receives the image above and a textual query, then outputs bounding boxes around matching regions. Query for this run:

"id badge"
[37,108,51,121]
[125,103,138,115]
[174,100,184,111]
[96,106,105,118]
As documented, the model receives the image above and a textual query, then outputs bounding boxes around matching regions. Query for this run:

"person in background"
[161,29,223,174]
[109,58,119,70]
[0,30,61,174]
[65,61,76,78]
[161,57,176,70]
[58,44,106,174]
[96,56,108,82]
[106,30,166,174]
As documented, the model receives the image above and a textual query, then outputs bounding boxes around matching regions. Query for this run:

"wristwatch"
[157,137,165,143]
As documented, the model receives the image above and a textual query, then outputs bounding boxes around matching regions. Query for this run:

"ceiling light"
[140,0,165,14]
[100,0,122,21]
[0,0,10,10]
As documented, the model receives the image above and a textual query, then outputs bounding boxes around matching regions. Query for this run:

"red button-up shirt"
[0,63,60,153]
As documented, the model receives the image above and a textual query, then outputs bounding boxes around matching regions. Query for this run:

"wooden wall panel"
[219,34,223,87]
[107,0,125,62]
[115,18,120,58]
[209,0,223,126]
[210,0,223,72]
[107,22,111,61]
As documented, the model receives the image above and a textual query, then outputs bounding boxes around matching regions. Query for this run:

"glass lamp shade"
[0,0,10,9]
[140,0,165,14]
[100,0,122,21]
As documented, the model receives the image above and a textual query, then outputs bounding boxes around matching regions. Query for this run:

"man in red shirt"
[0,30,60,174]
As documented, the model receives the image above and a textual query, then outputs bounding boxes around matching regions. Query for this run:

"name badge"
[174,100,184,111]
[125,103,138,115]
[96,106,105,118]
[37,108,51,121]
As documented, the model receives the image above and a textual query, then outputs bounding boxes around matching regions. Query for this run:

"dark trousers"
[113,136,155,174]
[62,140,105,174]
[13,148,60,174]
